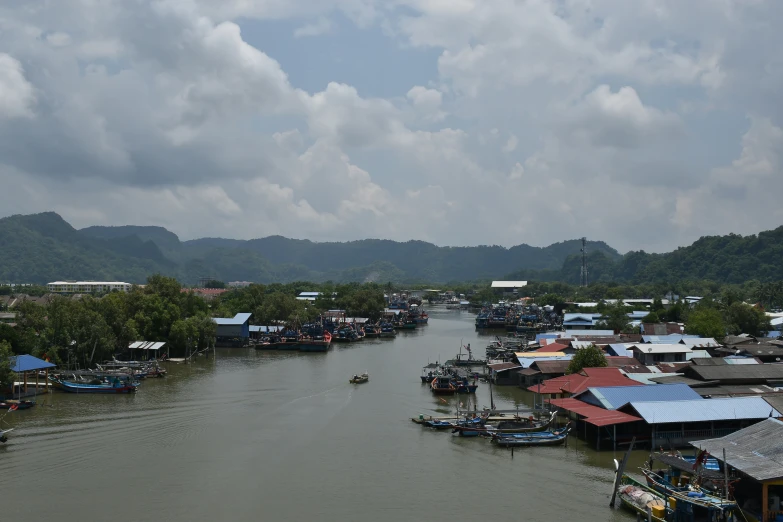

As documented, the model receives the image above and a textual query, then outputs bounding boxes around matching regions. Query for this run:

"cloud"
[294,17,333,38]
[0,54,36,119]
[0,0,781,255]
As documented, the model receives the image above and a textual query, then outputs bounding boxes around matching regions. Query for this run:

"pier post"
[511,446,514,458]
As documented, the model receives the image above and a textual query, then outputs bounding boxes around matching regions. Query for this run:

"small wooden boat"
[616,475,669,522]
[0,428,13,443]
[491,425,570,447]
[0,400,35,410]
[423,419,453,430]
[349,372,369,384]
[492,412,556,433]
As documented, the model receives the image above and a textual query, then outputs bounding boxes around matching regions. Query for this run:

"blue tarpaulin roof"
[626,397,781,424]
[10,354,56,372]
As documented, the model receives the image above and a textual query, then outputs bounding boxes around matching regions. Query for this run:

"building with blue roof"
[620,397,781,448]
[212,312,252,346]
[574,383,701,410]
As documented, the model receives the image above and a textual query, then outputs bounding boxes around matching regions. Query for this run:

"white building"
[47,281,133,293]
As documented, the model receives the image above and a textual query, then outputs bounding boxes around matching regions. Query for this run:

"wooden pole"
[610,437,636,508]
[763,483,768,522]
[46,368,49,392]
[723,448,729,500]
[23,371,28,393]
[35,370,39,395]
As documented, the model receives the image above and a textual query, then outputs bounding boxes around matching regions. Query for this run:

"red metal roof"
[549,398,642,427]
[534,343,570,353]
[527,367,637,396]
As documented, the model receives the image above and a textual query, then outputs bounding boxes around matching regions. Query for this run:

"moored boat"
[379,322,397,338]
[299,329,332,352]
[616,475,669,522]
[430,376,457,395]
[0,399,35,410]
[50,376,139,394]
[491,425,570,447]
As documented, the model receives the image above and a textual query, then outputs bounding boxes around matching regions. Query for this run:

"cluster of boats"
[254,307,430,352]
[416,411,571,447]
[475,303,561,336]
[47,360,167,394]
[614,451,745,522]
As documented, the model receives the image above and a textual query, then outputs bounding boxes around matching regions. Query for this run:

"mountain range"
[0,212,780,285]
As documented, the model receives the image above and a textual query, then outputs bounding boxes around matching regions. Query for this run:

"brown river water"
[1,307,647,521]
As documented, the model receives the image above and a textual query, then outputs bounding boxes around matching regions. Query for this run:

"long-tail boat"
[49,376,139,394]
[491,424,571,447]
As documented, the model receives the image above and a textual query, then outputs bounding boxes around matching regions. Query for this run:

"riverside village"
[2,276,783,522]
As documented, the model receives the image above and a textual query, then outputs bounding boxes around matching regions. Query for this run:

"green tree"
[725,302,771,337]
[566,345,608,374]
[685,307,726,340]
[641,312,660,323]
[0,340,13,391]
[596,300,631,333]
[203,280,226,289]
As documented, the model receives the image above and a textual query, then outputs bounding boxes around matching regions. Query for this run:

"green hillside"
[1,212,781,285]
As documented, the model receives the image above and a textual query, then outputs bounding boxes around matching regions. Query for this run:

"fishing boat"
[334,325,361,342]
[50,376,139,394]
[616,475,670,522]
[641,460,741,521]
[379,322,397,338]
[420,363,446,383]
[0,399,35,410]
[0,428,13,443]
[494,412,555,433]
[277,329,301,350]
[299,329,332,352]
[454,376,478,394]
[643,452,737,500]
[423,419,454,430]
[363,324,381,338]
[430,375,457,395]
[491,425,570,447]
[349,372,369,384]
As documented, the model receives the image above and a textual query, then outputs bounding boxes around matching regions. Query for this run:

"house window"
[674,353,684,362]
[551,394,557,399]
[653,354,665,362]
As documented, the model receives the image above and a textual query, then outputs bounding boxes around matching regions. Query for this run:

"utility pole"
[580,237,589,287]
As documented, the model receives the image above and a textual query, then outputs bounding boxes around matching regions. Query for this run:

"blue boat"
[491,425,571,447]
[379,322,396,338]
[50,376,139,394]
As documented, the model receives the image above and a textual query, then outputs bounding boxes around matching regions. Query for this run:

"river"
[1,307,647,521]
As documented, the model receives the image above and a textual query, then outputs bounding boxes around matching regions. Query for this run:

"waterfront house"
[562,313,602,330]
[488,362,523,385]
[691,419,783,522]
[213,312,252,347]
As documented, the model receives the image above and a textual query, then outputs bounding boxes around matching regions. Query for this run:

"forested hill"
[505,228,783,285]
[1,212,781,285]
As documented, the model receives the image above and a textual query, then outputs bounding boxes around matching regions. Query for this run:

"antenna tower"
[580,237,588,287]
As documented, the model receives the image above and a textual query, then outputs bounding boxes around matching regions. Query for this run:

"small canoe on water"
[350,372,369,384]
[0,400,35,410]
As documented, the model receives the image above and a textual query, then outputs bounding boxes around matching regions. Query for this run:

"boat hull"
[492,426,570,447]
[56,382,138,393]
[616,476,668,522]
[299,341,331,352]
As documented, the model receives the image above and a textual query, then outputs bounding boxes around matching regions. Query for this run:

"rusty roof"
[527,367,637,396]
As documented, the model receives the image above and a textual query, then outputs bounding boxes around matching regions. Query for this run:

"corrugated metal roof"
[548,398,642,427]
[571,341,596,349]
[690,418,783,481]
[128,341,166,350]
[607,343,635,357]
[724,357,760,365]
[488,362,522,372]
[532,360,571,374]
[764,396,783,415]
[213,312,252,325]
[514,355,573,368]
[568,330,615,337]
[685,365,783,382]
[686,350,712,360]
[631,344,693,354]
[534,343,570,353]
[681,338,720,348]
[528,368,636,395]
[577,383,702,410]
[626,397,780,424]
[490,281,527,288]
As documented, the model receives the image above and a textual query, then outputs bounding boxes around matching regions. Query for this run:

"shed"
[8,354,56,396]
[691,418,783,521]
[213,312,252,340]
[630,344,693,364]
[682,364,783,385]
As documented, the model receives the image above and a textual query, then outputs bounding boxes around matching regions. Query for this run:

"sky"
[0,0,781,253]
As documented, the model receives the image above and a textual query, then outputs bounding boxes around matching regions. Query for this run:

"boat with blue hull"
[379,323,397,338]
[50,376,139,394]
